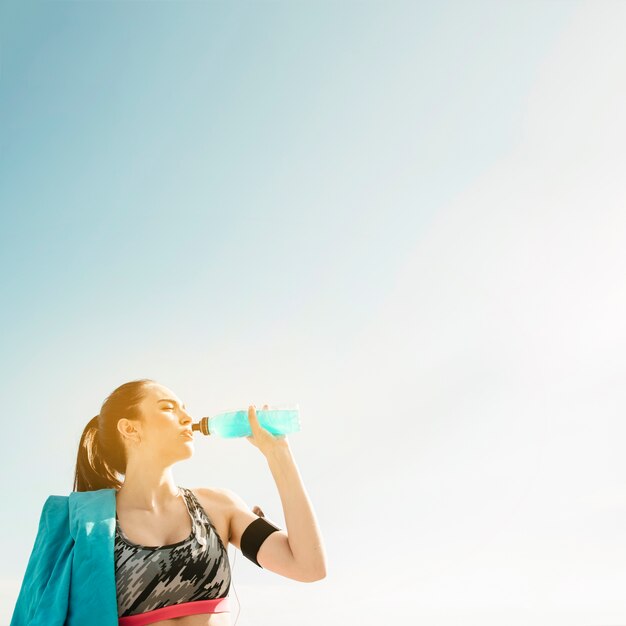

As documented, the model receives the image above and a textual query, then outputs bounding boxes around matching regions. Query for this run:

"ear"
[117,418,141,445]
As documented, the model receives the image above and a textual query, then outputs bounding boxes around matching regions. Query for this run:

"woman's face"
[123,384,196,463]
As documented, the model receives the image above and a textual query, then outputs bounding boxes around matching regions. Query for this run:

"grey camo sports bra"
[114,486,231,623]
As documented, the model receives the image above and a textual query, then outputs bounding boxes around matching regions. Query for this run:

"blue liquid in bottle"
[193,404,300,438]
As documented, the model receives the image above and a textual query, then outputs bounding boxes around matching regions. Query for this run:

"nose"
[180,411,193,425]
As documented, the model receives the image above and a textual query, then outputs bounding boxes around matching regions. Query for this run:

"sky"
[2,0,626,624]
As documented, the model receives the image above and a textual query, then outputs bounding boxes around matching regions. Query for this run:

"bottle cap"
[191,417,211,436]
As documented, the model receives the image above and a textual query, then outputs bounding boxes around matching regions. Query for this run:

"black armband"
[240,516,281,568]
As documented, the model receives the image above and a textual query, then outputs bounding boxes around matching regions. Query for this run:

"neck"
[116,461,180,513]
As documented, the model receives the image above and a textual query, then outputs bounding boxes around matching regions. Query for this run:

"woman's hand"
[246,404,290,457]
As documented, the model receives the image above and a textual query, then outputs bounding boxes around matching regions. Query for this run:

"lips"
[181,432,194,440]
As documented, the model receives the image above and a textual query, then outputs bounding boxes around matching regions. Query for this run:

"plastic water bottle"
[191,404,300,438]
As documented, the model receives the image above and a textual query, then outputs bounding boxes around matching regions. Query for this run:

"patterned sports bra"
[114,486,231,626]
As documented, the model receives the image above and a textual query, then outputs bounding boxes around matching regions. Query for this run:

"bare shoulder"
[188,486,233,547]
[190,487,265,549]
[194,486,250,508]
[190,486,231,504]
[188,486,235,518]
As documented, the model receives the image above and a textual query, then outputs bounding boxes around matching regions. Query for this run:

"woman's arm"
[264,445,327,579]
[225,404,328,581]
[224,446,327,581]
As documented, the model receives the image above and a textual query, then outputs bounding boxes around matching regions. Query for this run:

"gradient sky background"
[2,1,626,624]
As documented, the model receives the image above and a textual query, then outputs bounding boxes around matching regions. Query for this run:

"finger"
[247,406,260,433]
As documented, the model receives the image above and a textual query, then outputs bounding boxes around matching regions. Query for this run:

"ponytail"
[73,414,121,492]
[73,379,156,492]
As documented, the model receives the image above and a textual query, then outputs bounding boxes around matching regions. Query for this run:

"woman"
[13,378,327,626]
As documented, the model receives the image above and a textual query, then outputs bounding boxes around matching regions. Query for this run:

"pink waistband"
[118,597,230,626]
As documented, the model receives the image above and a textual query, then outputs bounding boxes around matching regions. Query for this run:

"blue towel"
[10,488,119,626]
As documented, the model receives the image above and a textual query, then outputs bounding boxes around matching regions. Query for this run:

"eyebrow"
[157,399,187,410]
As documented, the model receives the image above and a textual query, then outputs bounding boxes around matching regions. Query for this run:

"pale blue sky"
[6,1,626,625]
